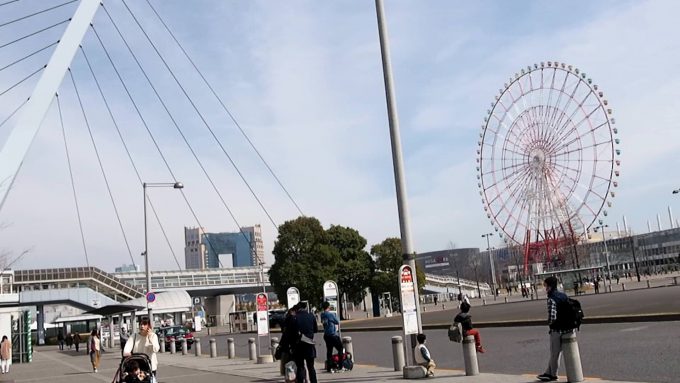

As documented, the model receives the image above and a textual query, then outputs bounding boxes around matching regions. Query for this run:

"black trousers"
[323,334,343,368]
[294,343,317,383]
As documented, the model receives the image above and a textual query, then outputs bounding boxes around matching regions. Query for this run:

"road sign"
[256,293,269,336]
[286,287,300,308]
[398,265,418,335]
[192,297,201,305]
[323,280,339,313]
[146,292,156,303]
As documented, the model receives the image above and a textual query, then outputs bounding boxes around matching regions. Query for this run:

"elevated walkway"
[13,267,144,301]
[18,287,118,310]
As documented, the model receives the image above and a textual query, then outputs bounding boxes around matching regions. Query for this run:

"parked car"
[155,326,194,351]
[268,309,287,328]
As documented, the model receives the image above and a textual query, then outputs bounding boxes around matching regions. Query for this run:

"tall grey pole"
[599,225,612,289]
[375,0,423,357]
[143,183,153,323]
[482,234,497,296]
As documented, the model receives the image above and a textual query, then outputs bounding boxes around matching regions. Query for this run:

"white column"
[0,0,101,211]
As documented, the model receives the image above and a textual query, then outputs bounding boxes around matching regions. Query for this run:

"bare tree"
[467,252,483,298]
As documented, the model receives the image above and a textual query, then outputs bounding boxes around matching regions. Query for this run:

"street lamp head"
[173,182,184,189]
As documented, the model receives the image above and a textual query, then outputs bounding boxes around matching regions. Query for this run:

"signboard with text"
[286,287,300,308]
[323,280,339,314]
[256,293,269,336]
[398,265,418,335]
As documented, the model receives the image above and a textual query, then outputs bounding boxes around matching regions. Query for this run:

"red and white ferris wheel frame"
[476,61,621,251]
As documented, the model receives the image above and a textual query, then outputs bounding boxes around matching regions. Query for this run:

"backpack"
[341,352,354,371]
[284,361,297,383]
[556,297,584,330]
[448,321,463,342]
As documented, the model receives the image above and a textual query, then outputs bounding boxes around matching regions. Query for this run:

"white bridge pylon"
[0,0,101,212]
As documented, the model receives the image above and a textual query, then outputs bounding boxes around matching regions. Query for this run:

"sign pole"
[255,293,269,358]
[323,281,340,337]
[398,265,418,366]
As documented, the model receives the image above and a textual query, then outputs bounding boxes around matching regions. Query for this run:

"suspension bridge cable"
[0,97,28,130]
[0,0,20,8]
[67,67,137,266]
[145,0,304,218]
[89,25,237,268]
[0,19,69,50]
[118,1,279,230]
[0,65,43,97]
[0,41,58,73]
[94,15,257,248]
[79,46,180,270]
[0,0,75,29]
[55,93,90,267]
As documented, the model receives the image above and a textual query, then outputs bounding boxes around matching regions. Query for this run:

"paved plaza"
[0,346,651,383]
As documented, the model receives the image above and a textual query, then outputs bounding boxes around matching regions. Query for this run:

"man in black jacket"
[454,302,484,353]
[292,302,318,383]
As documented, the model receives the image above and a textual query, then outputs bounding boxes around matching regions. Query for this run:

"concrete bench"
[403,365,428,379]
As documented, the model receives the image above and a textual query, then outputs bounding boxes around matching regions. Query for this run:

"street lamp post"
[449,251,462,297]
[481,233,497,297]
[143,181,183,324]
[594,220,613,291]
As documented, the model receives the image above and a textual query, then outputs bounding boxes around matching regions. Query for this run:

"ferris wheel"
[476,61,620,266]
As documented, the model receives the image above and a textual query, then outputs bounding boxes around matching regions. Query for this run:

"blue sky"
[0,0,679,272]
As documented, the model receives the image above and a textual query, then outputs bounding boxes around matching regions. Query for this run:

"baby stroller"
[112,354,153,383]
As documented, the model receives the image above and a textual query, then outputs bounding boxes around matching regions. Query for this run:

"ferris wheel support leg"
[0,0,100,212]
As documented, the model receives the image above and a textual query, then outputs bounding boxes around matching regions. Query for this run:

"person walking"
[66,333,73,349]
[74,332,81,352]
[278,306,298,368]
[57,331,65,351]
[89,329,101,373]
[320,301,343,372]
[454,301,485,353]
[120,326,130,358]
[0,335,11,374]
[292,302,318,383]
[124,318,160,381]
[537,276,575,382]
[414,334,436,377]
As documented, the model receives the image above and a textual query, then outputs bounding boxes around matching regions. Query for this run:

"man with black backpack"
[537,276,583,382]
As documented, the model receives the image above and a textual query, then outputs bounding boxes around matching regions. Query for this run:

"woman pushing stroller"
[123,318,160,380]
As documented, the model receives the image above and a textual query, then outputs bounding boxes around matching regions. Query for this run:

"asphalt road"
[203,321,680,383]
[343,285,680,329]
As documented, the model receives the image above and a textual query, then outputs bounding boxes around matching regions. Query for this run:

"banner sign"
[323,280,339,313]
[398,265,418,335]
[256,293,269,336]
[286,286,300,308]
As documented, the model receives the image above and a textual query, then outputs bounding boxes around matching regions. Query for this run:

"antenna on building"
[657,214,663,231]
[623,215,629,235]
[668,206,674,229]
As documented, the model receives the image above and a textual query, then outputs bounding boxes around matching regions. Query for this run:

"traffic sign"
[146,292,156,303]
[193,297,201,305]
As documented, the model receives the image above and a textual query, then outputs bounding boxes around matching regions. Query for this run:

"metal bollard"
[194,338,201,356]
[462,335,479,376]
[622,283,626,291]
[674,276,678,285]
[170,339,176,354]
[646,280,651,288]
[248,338,257,360]
[391,336,405,371]
[271,337,279,359]
[342,336,354,361]
[159,337,165,354]
[210,338,217,358]
[442,304,445,310]
[482,299,486,306]
[181,338,188,355]
[227,338,235,359]
[561,332,584,382]
[504,297,508,303]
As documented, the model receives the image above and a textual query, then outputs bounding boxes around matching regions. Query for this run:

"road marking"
[620,325,649,332]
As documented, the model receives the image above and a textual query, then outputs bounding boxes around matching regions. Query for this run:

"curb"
[338,313,680,332]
